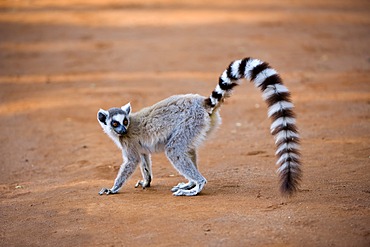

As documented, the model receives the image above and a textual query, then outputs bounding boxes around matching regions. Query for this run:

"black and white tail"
[205,57,302,195]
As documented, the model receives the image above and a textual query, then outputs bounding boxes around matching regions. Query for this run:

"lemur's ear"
[121,102,131,115]
[97,109,108,125]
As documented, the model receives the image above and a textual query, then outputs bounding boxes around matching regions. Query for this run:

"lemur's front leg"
[135,154,152,189]
[99,154,139,195]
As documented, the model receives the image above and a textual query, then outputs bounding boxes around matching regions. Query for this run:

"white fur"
[267,101,294,118]
[210,96,218,106]
[274,84,290,94]
[113,114,125,124]
[270,117,296,133]
[121,102,131,113]
[262,84,290,101]
[275,142,300,155]
[244,59,263,80]
[105,127,123,150]
[254,68,277,87]
[98,109,123,150]
[262,86,276,100]
[215,84,224,95]
[230,59,242,78]
[210,85,224,106]
[277,161,299,173]
[220,70,231,84]
[276,152,300,166]
[275,130,300,144]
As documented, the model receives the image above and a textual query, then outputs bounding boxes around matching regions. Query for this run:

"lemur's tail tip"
[279,172,302,196]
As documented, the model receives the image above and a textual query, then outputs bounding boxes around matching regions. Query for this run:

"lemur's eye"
[123,118,128,126]
[111,121,119,127]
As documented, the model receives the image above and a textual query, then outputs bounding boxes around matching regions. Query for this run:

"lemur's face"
[97,103,131,136]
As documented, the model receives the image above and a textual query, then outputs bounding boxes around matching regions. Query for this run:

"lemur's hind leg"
[135,154,152,189]
[188,148,198,168]
[165,145,206,196]
[171,149,197,192]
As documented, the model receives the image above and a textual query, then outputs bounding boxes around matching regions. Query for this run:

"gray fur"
[98,94,221,196]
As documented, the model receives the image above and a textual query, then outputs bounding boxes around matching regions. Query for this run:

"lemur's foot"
[135,180,151,189]
[171,181,196,192]
[172,188,199,196]
[172,181,205,196]
[98,188,118,195]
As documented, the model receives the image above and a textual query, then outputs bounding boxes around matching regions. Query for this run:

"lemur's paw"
[172,180,206,196]
[171,181,196,192]
[135,180,150,189]
[98,188,117,195]
[172,188,199,196]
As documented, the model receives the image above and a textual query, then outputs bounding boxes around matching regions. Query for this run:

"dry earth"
[0,0,369,246]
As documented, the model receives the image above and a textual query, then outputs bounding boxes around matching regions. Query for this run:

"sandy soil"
[0,0,369,246]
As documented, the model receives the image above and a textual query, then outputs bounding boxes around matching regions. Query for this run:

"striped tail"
[205,57,302,195]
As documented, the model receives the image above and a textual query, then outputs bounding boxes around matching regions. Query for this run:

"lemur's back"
[125,94,220,153]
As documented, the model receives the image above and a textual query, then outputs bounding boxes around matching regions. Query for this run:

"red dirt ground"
[0,0,369,246]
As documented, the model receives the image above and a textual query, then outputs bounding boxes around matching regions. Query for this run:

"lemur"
[97,57,302,197]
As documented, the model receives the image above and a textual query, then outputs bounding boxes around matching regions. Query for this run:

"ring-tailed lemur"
[97,57,301,196]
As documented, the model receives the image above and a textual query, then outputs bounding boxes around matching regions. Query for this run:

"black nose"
[116,126,127,135]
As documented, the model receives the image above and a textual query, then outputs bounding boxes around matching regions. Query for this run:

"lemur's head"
[97,102,131,136]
